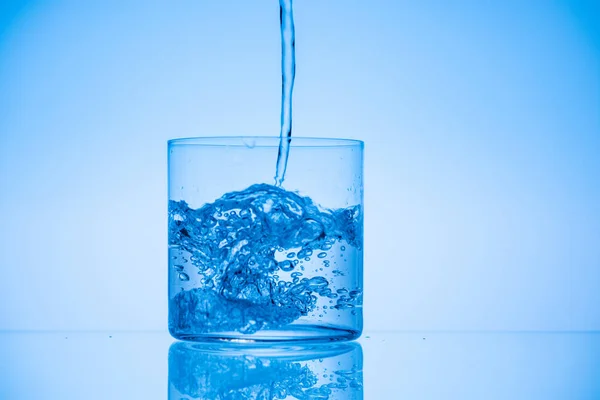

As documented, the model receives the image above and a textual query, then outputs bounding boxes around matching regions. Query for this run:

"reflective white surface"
[1,331,598,399]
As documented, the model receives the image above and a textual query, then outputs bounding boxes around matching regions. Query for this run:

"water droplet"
[340,245,346,251]
[178,272,190,281]
[318,252,327,258]
[305,257,310,261]
[286,252,296,258]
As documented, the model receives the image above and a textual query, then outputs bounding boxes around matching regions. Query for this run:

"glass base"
[170,324,361,343]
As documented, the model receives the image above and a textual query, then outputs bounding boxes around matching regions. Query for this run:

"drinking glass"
[168,136,364,342]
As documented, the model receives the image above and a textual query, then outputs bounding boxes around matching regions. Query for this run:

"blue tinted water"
[169,184,362,337]
[274,0,296,187]
[169,341,363,399]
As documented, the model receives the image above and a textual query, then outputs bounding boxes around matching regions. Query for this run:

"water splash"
[169,184,362,334]
[274,0,296,187]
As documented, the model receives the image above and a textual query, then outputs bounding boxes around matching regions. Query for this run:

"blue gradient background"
[0,0,598,332]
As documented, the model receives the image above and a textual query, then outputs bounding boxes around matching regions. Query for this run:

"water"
[169,341,363,399]
[169,183,362,337]
[168,2,362,340]
[274,0,296,187]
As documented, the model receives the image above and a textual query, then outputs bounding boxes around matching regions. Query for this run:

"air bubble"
[297,248,313,259]
[279,260,294,272]
[178,272,189,281]
[317,252,327,258]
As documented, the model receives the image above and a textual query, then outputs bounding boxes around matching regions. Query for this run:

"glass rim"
[167,136,364,148]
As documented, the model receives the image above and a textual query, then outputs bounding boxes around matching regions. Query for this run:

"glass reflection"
[168,341,363,399]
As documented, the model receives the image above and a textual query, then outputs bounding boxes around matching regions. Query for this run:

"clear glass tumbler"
[168,341,364,399]
[168,137,364,342]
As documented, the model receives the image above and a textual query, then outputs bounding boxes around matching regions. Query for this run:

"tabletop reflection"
[168,341,363,399]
